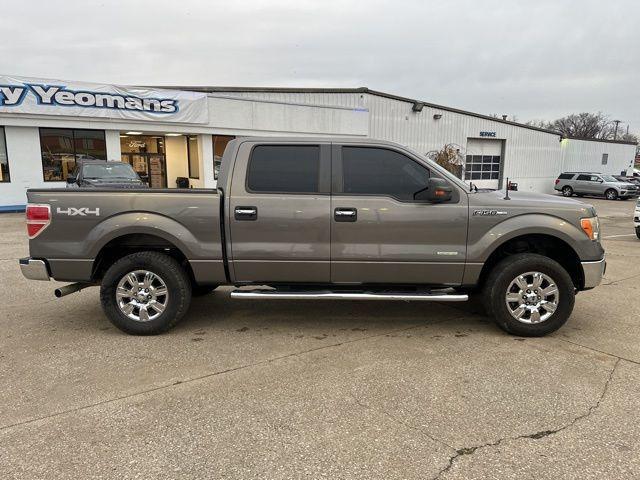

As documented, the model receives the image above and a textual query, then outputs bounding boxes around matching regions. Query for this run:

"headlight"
[580,216,600,241]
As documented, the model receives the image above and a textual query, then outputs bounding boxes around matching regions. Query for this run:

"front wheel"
[605,189,618,200]
[100,251,192,335]
[482,253,575,337]
[636,227,640,240]
[562,186,573,197]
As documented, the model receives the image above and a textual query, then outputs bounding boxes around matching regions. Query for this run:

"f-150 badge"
[473,209,508,216]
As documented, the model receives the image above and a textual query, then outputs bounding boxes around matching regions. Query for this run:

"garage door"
[464,139,502,190]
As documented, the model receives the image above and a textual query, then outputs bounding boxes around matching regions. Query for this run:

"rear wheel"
[562,186,573,197]
[636,227,640,240]
[482,253,575,336]
[605,189,618,200]
[100,251,192,335]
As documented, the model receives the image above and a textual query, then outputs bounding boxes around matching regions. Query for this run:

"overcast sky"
[1,0,638,132]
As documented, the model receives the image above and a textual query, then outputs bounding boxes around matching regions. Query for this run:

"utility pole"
[613,120,621,140]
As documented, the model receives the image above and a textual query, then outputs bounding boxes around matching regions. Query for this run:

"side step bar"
[230,290,468,302]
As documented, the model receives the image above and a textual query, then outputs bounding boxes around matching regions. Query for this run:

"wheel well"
[92,233,195,283]
[477,234,583,290]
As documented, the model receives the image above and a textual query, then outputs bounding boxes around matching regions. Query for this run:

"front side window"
[342,147,429,201]
[40,128,106,181]
[247,145,320,193]
[576,174,593,181]
[0,127,9,182]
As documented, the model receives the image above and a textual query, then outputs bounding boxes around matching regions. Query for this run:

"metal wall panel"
[561,139,635,177]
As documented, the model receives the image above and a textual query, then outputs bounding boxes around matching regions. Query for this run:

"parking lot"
[0,196,638,479]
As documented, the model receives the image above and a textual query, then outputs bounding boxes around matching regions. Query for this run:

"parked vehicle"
[635,198,640,239]
[554,172,639,200]
[66,160,147,189]
[20,138,606,337]
[614,175,640,189]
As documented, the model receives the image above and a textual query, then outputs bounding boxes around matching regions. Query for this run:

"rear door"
[330,143,468,285]
[228,140,331,283]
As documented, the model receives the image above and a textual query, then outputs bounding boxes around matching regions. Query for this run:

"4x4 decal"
[56,207,100,216]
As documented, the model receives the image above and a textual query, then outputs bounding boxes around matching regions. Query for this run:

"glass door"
[121,153,167,188]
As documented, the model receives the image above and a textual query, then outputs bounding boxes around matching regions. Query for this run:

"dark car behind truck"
[21,137,605,336]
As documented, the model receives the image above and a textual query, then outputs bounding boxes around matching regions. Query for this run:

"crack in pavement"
[601,272,640,286]
[348,393,457,452]
[431,358,621,480]
[0,318,465,433]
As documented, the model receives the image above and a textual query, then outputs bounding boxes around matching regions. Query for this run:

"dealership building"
[0,74,637,210]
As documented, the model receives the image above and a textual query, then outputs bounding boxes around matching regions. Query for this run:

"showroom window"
[0,127,9,182]
[212,135,235,180]
[247,145,320,193]
[464,155,501,180]
[187,136,200,179]
[40,128,106,181]
[341,147,430,201]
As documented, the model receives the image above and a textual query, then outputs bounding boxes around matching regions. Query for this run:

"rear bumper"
[581,256,606,289]
[19,257,50,281]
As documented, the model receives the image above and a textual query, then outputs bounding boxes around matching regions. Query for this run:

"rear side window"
[247,145,320,193]
[558,173,574,179]
[576,174,592,181]
[341,147,430,201]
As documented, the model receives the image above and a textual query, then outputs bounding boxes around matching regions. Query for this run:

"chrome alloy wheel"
[505,271,559,324]
[116,270,169,322]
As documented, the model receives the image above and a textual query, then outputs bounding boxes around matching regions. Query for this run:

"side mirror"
[66,175,77,184]
[414,177,453,203]
[598,179,604,183]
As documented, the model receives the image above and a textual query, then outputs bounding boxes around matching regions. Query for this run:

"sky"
[1,0,638,133]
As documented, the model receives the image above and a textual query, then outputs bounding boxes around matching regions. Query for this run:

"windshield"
[83,163,140,180]
[601,175,618,182]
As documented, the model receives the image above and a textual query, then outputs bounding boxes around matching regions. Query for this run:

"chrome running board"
[230,289,468,302]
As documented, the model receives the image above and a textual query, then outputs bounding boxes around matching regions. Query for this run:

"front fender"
[467,213,604,263]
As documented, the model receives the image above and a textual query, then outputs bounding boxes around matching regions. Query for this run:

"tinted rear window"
[247,145,320,193]
[558,173,574,179]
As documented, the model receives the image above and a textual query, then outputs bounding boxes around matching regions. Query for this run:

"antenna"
[503,178,511,200]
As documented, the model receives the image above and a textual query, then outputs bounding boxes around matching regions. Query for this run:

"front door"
[331,144,468,285]
[228,141,332,283]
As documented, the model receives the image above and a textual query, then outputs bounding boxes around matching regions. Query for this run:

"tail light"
[555,179,560,185]
[26,203,51,239]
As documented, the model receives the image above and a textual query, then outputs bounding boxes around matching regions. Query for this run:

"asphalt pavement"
[0,196,638,479]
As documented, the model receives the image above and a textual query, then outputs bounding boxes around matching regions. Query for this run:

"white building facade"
[0,75,636,210]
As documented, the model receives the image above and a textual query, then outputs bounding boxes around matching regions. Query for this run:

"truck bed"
[26,188,226,284]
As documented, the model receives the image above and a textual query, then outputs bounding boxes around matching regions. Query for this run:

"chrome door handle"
[334,208,357,222]
[235,206,258,221]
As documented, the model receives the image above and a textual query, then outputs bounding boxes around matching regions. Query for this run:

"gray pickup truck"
[20,137,605,337]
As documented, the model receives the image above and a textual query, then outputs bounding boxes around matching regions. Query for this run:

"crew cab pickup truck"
[20,137,606,337]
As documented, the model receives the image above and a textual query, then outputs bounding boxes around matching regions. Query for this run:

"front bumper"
[581,256,606,289]
[19,257,50,281]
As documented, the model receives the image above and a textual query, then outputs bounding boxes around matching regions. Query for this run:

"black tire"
[100,251,192,335]
[482,253,575,337]
[636,227,640,240]
[605,189,618,200]
[192,285,218,297]
[561,186,573,197]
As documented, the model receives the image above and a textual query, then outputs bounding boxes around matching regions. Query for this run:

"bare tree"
[426,144,465,178]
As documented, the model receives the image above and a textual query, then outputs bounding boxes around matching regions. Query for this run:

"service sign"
[0,75,209,124]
